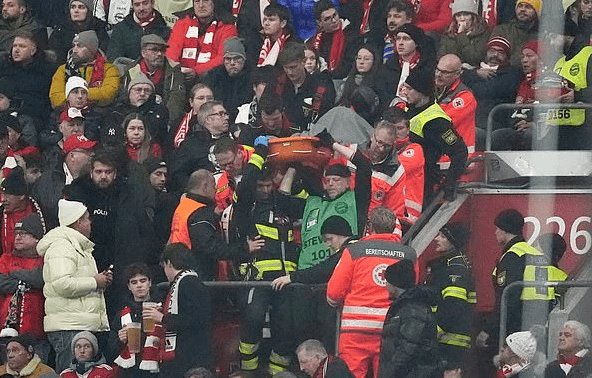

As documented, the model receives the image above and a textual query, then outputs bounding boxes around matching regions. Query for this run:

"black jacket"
[31,160,67,230]
[202,64,254,122]
[378,285,444,378]
[544,353,592,378]
[48,17,110,63]
[290,238,357,284]
[107,11,170,61]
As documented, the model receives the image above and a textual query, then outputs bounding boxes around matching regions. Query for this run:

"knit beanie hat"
[487,36,512,57]
[516,0,541,18]
[2,167,27,195]
[15,213,45,240]
[320,216,353,237]
[451,0,479,16]
[384,259,416,289]
[0,113,20,133]
[405,68,434,97]
[324,163,351,178]
[128,73,155,93]
[8,334,35,354]
[522,40,542,56]
[58,199,87,226]
[71,331,98,356]
[65,76,88,98]
[70,0,94,11]
[73,30,99,54]
[439,222,470,250]
[223,37,246,60]
[494,209,524,235]
[506,331,537,362]
[143,157,167,175]
[394,24,425,45]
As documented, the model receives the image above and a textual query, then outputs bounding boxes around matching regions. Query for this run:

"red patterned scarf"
[114,306,161,373]
[311,27,345,72]
[257,32,290,67]
[232,0,243,18]
[180,19,218,69]
[481,0,498,27]
[398,50,421,70]
[359,0,373,35]
[88,52,107,88]
[139,60,164,86]
[173,109,194,149]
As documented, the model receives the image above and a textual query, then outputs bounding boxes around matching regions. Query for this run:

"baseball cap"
[63,134,97,154]
[59,107,86,123]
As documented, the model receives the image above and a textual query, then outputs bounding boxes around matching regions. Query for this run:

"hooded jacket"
[38,226,109,333]
[107,10,170,61]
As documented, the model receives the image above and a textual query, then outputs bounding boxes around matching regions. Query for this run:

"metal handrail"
[498,280,592,349]
[485,103,592,151]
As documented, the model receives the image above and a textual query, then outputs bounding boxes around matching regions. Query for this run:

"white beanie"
[451,0,479,15]
[71,331,98,357]
[506,331,537,362]
[65,76,88,97]
[58,199,87,226]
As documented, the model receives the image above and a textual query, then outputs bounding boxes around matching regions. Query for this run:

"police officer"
[231,136,301,376]
[425,222,475,373]
[400,68,468,204]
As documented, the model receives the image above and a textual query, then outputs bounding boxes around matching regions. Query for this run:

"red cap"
[59,107,85,122]
[63,134,97,154]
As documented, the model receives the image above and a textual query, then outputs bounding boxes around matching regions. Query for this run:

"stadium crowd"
[0,0,590,376]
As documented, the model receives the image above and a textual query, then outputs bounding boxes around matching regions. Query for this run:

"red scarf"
[134,11,156,28]
[313,355,335,378]
[180,19,218,69]
[139,60,164,87]
[173,109,194,149]
[398,50,421,70]
[559,354,581,365]
[231,0,243,18]
[311,27,345,72]
[515,72,536,104]
[359,0,373,35]
[482,0,498,27]
[114,306,161,373]
[257,32,290,67]
[88,52,107,88]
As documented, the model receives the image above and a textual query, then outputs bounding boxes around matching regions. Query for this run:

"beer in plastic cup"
[127,322,142,354]
[142,302,158,333]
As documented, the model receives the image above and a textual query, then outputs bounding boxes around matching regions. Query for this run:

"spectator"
[295,339,353,378]
[143,243,212,376]
[59,331,115,377]
[435,54,477,157]
[0,31,54,128]
[377,259,443,377]
[169,101,231,191]
[327,207,417,377]
[276,0,339,41]
[169,83,214,150]
[544,320,592,377]
[112,263,164,378]
[185,367,215,378]
[202,37,253,122]
[165,0,237,79]
[494,328,541,378]
[0,334,57,378]
[123,113,162,163]
[234,65,277,126]
[0,214,46,353]
[0,0,47,54]
[48,0,109,64]
[425,223,475,373]
[49,31,120,109]
[94,0,131,28]
[107,74,170,146]
[0,81,37,153]
[107,0,170,62]
[490,0,540,66]
[439,0,491,69]
[211,137,254,212]
[33,134,96,230]
[339,0,389,46]
[2,113,37,160]
[303,46,325,74]
[339,45,390,112]
[374,0,414,63]
[120,34,186,121]
[142,158,177,247]
[40,107,87,171]
[461,36,521,143]
[401,68,468,203]
[383,24,436,104]
[275,42,336,131]
[38,199,111,373]
[253,3,298,67]
[306,0,361,79]
[414,0,452,34]
[0,167,44,256]
[576,0,592,35]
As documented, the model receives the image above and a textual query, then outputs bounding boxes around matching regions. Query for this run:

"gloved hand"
[254,135,270,147]
[316,129,335,148]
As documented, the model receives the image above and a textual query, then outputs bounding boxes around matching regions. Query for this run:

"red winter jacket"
[415,0,452,33]
[60,364,116,378]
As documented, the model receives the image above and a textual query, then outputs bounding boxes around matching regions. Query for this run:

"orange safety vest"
[169,195,206,249]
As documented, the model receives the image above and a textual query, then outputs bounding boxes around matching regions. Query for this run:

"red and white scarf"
[114,306,160,373]
[311,23,346,73]
[160,270,199,362]
[180,19,218,68]
[134,11,156,28]
[359,0,373,35]
[173,109,194,149]
[395,50,421,98]
[481,0,498,27]
[231,0,243,18]
[257,32,290,67]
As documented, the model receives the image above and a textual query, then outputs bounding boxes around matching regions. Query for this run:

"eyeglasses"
[208,111,228,118]
[435,67,460,76]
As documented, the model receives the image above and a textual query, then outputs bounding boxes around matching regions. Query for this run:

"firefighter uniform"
[397,142,425,224]
[326,233,417,378]
[232,147,301,376]
[426,252,476,369]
